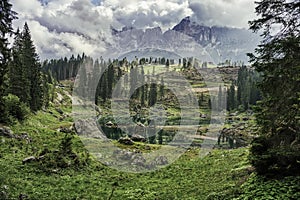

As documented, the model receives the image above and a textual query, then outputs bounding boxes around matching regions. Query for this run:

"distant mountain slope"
[106,17,260,64]
[172,17,260,63]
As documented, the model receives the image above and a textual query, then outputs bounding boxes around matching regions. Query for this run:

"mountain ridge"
[107,17,260,63]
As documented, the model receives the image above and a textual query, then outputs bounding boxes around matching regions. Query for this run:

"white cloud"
[104,0,193,30]
[10,0,256,59]
[188,0,256,28]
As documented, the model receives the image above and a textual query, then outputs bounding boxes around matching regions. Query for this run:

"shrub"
[37,134,90,171]
[250,135,300,176]
[2,94,30,122]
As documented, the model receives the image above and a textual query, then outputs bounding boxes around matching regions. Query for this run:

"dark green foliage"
[8,29,31,104]
[37,134,89,171]
[107,62,114,99]
[237,174,300,200]
[20,23,43,111]
[42,54,84,81]
[0,0,17,123]
[227,83,235,111]
[9,23,44,111]
[2,94,30,122]
[248,0,300,175]
[140,66,145,106]
[227,66,261,111]
[217,85,224,111]
[159,77,164,100]
[148,83,157,107]
[250,134,300,176]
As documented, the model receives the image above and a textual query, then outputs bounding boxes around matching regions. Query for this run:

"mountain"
[172,16,260,63]
[106,26,212,62]
[105,17,260,64]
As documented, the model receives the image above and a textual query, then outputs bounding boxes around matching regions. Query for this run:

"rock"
[56,108,64,115]
[131,134,146,142]
[131,154,146,166]
[200,114,207,118]
[154,156,168,165]
[105,121,114,128]
[22,156,36,164]
[122,151,134,160]
[144,145,151,150]
[74,119,107,140]
[118,137,134,145]
[0,127,14,138]
[18,133,32,143]
[59,127,72,134]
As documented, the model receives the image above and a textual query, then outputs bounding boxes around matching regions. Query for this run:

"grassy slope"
[0,105,251,199]
[1,73,299,199]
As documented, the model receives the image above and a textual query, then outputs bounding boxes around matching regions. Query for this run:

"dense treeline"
[44,55,177,109]
[42,54,85,81]
[226,66,261,111]
[0,1,52,123]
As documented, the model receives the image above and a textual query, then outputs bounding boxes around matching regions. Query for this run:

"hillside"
[1,67,299,199]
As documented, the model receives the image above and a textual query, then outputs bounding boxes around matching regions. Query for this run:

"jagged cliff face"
[106,17,260,63]
[173,16,214,46]
[172,17,260,63]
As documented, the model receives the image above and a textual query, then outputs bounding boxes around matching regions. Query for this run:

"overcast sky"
[11,0,257,59]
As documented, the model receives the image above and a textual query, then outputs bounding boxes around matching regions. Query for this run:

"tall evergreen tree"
[9,29,31,104]
[148,83,157,107]
[248,0,300,175]
[159,77,164,100]
[0,0,17,121]
[107,62,114,99]
[21,23,43,111]
[140,65,145,106]
[227,83,235,111]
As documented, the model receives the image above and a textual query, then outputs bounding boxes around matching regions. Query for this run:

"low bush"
[2,94,30,123]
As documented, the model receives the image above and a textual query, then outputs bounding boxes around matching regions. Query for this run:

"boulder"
[144,145,151,150]
[105,121,114,128]
[131,154,146,166]
[0,127,14,138]
[154,156,168,165]
[131,134,146,142]
[74,119,107,140]
[118,137,134,145]
[59,127,72,134]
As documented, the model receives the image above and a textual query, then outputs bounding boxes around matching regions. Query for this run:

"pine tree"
[217,85,223,111]
[9,29,31,104]
[107,62,114,99]
[0,0,17,121]
[21,23,43,111]
[227,83,235,111]
[159,77,164,100]
[148,83,157,107]
[248,0,300,175]
[140,65,145,106]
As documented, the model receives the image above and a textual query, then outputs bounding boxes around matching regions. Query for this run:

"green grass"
[1,67,298,199]
[0,105,253,199]
[235,174,300,200]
